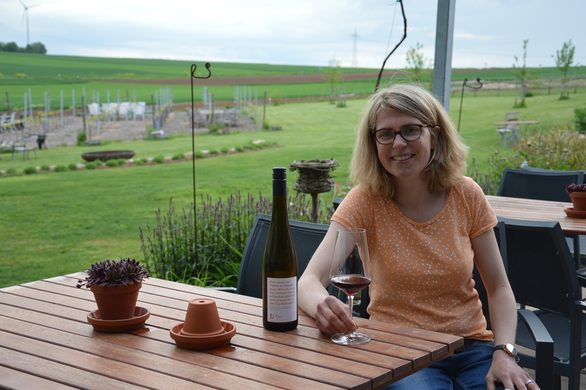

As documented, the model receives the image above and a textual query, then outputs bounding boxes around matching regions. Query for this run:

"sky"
[0,0,584,69]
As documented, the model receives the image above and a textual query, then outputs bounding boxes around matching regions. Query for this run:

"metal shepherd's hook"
[374,0,407,92]
[190,62,212,258]
[456,77,483,133]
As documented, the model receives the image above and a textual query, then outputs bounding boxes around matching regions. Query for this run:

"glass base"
[331,331,371,345]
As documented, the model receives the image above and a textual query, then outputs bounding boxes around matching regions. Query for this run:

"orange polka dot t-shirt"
[332,176,496,341]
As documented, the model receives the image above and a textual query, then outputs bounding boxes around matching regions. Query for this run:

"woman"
[298,84,537,390]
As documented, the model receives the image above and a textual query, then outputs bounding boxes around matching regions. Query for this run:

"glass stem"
[347,294,354,334]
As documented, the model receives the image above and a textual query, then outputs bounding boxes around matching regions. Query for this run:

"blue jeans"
[384,340,504,390]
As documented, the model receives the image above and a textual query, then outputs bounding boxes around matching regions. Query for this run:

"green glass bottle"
[262,167,298,331]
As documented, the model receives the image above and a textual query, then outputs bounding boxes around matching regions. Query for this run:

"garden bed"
[81,150,135,162]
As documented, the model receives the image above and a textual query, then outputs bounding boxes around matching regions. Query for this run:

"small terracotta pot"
[570,192,586,211]
[90,282,142,320]
[181,298,223,336]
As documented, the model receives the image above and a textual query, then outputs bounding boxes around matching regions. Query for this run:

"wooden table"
[494,120,539,127]
[487,195,586,235]
[0,274,463,390]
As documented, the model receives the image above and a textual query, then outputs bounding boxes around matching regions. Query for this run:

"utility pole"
[351,29,359,68]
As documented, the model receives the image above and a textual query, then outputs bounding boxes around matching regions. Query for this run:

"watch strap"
[493,343,520,363]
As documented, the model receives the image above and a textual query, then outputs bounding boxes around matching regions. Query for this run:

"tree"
[324,58,343,104]
[0,41,47,54]
[405,42,430,84]
[554,40,575,100]
[26,42,47,54]
[0,42,20,52]
[513,39,532,108]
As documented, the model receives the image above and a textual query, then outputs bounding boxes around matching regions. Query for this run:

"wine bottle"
[263,167,298,331]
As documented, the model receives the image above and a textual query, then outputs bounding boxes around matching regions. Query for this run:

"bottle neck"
[272,179,288,217]
[273,178,287,197]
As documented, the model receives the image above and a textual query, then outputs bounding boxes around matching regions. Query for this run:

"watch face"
[505,343,517,355]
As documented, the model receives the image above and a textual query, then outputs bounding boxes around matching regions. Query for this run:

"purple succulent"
[76,258,149,288]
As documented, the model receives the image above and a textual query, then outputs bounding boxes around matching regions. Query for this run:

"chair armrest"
[517,309,554,389]
[207,287,237,294]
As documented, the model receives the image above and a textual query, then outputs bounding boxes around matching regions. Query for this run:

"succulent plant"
[76,258,149,288]
[566,183,586,194]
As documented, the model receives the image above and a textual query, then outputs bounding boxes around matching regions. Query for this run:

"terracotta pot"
[570,192,586,211]
[181,298,224,336]
[90,282,142,320]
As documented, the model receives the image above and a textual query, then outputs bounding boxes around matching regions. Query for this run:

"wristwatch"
[493,343,520,362]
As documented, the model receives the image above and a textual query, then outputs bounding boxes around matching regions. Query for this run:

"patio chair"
[235,213,329,298]
[473,221,554,388]
[500,218,584,390]
[497,167,586,272]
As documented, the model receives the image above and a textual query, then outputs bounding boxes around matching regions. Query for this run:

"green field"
[1,52,585,288]
[2,52,586,109]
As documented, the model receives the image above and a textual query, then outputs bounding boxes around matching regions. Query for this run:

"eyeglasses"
[372,124,427,145]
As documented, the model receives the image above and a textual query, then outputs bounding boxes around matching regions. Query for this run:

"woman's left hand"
[486,353,539,390]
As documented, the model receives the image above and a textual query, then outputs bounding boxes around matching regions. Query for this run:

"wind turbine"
[18,0,38,47]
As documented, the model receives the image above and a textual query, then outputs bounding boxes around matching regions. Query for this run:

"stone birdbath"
[289,159,339,222]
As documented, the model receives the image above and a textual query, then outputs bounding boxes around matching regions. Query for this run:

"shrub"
[77,131,87,145]
[54,165,66,172]
[6,168,17,176]
[85,162,97,170]
[470,127,586,194]
[68,163,78,171]
[194,151,204,159]
[40,165,50,171]
[139,193,333,287]
[153,155,165,164]
[172,153,184,161]
[575,107,586,134]
[105,159,118,167]
[24,167,36,175]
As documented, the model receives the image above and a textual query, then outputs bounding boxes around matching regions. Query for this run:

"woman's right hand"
[315,295,357,335]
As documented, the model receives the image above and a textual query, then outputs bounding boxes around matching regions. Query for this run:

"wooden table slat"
[0,365,79,390]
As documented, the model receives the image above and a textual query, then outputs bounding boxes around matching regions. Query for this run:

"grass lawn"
[1,90,584,287]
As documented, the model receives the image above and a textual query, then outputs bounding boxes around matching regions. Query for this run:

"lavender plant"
[139,192,333,287]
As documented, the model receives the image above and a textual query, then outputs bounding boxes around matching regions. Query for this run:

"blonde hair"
[350,84,468,197]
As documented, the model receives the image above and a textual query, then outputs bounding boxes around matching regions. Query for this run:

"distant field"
[2,52,586,109]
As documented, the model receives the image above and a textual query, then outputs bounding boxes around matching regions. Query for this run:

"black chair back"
[503,219,580,315]
[236,214,329,298]
[497,168,584,202]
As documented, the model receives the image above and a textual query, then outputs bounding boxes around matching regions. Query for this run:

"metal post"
[431,0,456,110]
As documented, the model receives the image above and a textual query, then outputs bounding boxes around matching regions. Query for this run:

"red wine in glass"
[330,274,371,297]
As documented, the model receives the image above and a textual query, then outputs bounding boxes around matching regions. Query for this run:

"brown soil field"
[107,71,400,86]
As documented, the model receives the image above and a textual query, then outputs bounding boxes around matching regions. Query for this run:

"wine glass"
[329,226,371,345]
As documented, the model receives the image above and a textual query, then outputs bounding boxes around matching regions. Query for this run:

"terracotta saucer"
[564,207,586,219]
[87,306,150,332]
[170,321,236,350]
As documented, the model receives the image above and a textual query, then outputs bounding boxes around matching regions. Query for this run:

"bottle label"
[266,276,297,322]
